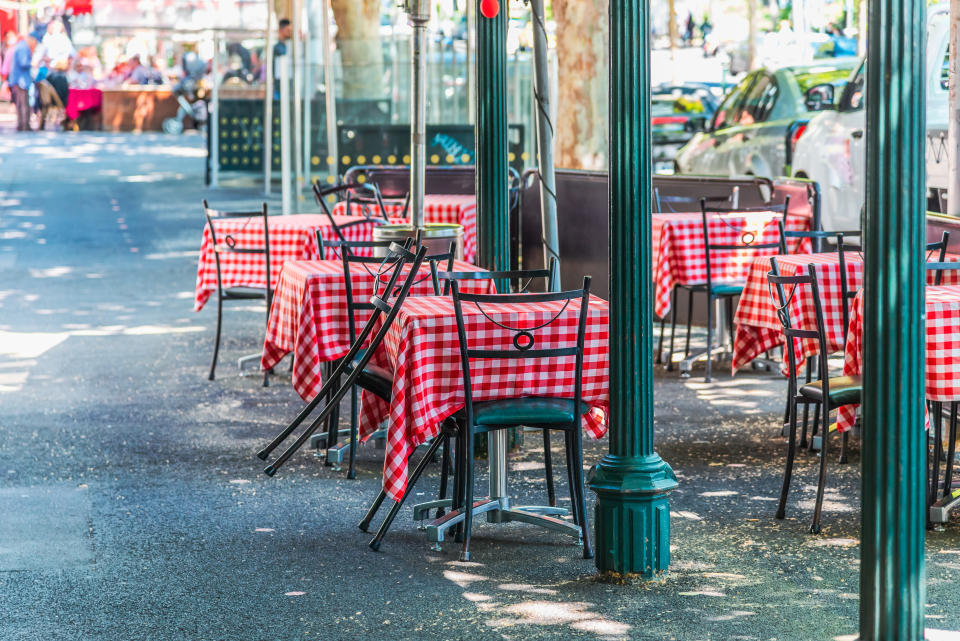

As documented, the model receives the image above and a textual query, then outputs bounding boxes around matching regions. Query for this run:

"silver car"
[674,60,858,179]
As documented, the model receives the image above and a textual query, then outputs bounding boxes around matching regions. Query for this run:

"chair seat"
[345,359,393,400]
[222,286,268,300]
[799,375,862,406]
[470,397,582,429]
[710,283,744,296]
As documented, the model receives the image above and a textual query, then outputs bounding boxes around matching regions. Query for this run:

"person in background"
[127,55,162,85]
[34,18,75,70]
[1,32,22,94]
[9,31,38,131]
[274,18,291,58]
[67,57,94,88]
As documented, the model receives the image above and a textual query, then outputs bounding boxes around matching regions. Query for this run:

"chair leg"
[704,295,713,383]
[460,424,476,562]
[657,293,668,364]
[543,429,556,507]
[370,435,446,551]
[570,427,593,559]
[724,295,735,352]
[667,288,679,371]
[930,402,944,507]
[437,433,451,518]
[684,289,694,359]
[347,385,359,479]
[777,394,799,519]
[563,432,580,533]
[453,427,465,543]
[800,360,813,448]
[839,430,849,464]
[324,374,341,466]
[944,402,959,498]
[808,402,821,453]
[208,293,223,381]
[810,404,830,534]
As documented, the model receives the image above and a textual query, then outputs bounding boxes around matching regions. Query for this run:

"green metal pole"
[475,1,510,275]
[859,0,927,636]
[588,0,677,576]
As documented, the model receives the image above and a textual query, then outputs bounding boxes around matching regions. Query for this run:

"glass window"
[942,45,950,90]
[838,62,865,112]
[738,73,776,125]
[711,74,755,130]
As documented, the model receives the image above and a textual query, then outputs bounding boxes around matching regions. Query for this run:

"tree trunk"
[554,0,609,170]
[330,0,383,99]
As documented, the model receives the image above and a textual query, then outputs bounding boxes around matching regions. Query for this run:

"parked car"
[791,3,949,230]
[674,59,859,179]
[651,83,720,174]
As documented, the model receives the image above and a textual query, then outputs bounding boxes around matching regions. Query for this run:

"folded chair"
[257,242,427,476]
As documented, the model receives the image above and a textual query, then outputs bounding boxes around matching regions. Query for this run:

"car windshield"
[651,95,709,118]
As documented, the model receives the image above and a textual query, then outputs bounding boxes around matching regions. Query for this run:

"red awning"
[65,0,93,15]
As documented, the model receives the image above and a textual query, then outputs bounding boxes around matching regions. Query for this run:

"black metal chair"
[319,240,455,479]
[674,198,788,382]
[257,242,427,476]
[313,180,392,247]
[926,231,951,285]
[447,277,595,561]
[769,258,862,534]
[202,200,272,385]
[433,264,562,505]
[776,220,861,255]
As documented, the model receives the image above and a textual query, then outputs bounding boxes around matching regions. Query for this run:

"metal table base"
[411,430,582,551]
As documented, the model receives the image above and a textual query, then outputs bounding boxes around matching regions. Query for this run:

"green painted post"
[474,1,510,277]
[859,0,927,636]
[588,0,677,576]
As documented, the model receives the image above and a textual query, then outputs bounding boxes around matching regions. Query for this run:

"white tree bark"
[330,0,384,99]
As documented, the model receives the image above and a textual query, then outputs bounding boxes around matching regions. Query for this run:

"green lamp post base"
[590,453,678,576]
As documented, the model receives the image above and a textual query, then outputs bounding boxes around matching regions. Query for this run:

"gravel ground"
[1,131,958,641]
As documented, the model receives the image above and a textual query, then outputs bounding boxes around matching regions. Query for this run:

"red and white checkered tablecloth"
[652,211,812,318]
[356,295,610,502]
[837,286,960,432]
[332,194,477,264]
[732,251,960,374]
[194,213,394,311]
[260,259,491,401]
[732,252,858,374]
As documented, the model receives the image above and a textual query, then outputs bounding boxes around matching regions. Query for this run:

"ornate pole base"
[590,454,677,576]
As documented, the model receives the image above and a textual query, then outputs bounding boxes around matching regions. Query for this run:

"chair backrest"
[450,276,592,426]
[927,231,951,285]
[653,189,738,214]
[776,219,861,254]
[313,180,391,239]
[433,260,556,296]
[202,199,272,302]
[317,234,394,260]
[341,240,454,342]
[700,198,784,289]
[768,258,831,399]
[836,239,867,332]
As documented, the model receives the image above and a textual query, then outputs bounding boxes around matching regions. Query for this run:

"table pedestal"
[412,430,582,549]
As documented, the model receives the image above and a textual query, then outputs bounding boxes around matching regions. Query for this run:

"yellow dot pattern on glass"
[357,155,366,164]
[311,156,320,165]
[387,155,396,164]
[508,152,516,162]
[372,155,381,164]
[430,154,439,163]
[326,175,336,184]
[445,154,454,163]
[402,154,411,164]
[357,174,366,183]
[327,156,335,166]
[461,153,471,163]
[341,155,351,165]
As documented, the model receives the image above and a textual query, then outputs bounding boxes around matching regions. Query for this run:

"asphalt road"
[2,131,959,641]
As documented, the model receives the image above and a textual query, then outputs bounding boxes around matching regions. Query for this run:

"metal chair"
[257,242,427,476]
[776,220,861,255]
[447,277,595,561]
[312,180,391,247]
[202,200,272,385]
[319,240,455,479]
[769,258,862,534]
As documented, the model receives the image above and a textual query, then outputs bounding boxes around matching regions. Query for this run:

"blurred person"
[34,18,75,70]
[45,58,70,106]
[9,31,38,131]
[1,31,22,86]
[67,57,95,88]
[274,18,291,58]
[127,55,162,85]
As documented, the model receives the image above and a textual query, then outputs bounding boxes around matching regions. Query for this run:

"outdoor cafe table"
[837,285,960,433]
[194,213,395,311]
[260,259,490,401]
[732,251,960,374]
[332,194,478,264]
[356,294,610,508]
[652,210,811,318]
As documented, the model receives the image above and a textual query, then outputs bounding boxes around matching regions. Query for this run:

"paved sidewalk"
[1,131,958,641]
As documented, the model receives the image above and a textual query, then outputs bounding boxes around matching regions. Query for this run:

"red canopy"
[65,0,93,15]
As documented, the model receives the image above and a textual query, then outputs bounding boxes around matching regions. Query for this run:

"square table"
[261,259,491,401]
[733,251,960,374]
[356,294,610,513]
[194,213,394,311]
[652,210,811,318]
[837,285,960,433]
[332,194,477,263]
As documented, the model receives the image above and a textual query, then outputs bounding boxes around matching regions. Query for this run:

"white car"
[790,3,949,230]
